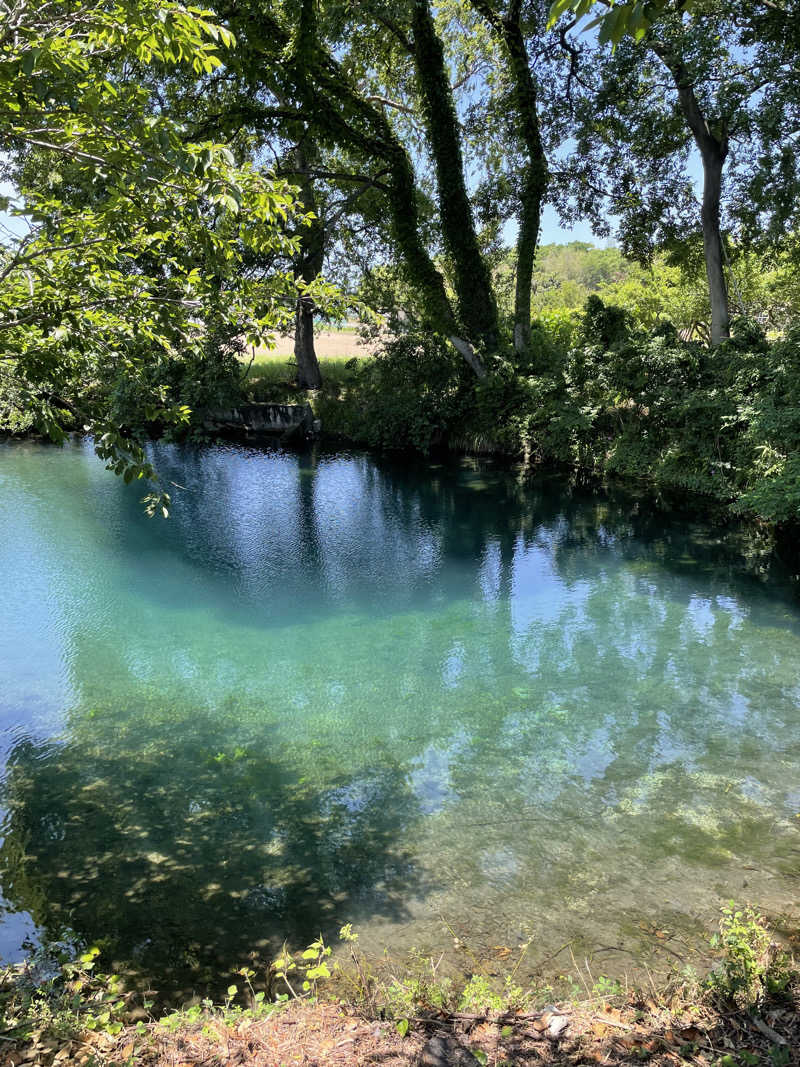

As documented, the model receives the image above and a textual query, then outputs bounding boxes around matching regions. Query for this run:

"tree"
[548,0,800,345]
[187,0,570,376]
[468,0,549,355]
[0,0,307,509]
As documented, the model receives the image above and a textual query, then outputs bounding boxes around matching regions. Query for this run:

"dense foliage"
[0,0,308,509]
[1,0,799,527]
[265,299,800,526]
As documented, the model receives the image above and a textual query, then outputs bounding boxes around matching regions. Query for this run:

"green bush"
[299,300,800,530]
[335,332,469,453]
[707,905,793,1010]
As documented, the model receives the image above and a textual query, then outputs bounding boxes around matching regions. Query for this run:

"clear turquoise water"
[1,438,800,995]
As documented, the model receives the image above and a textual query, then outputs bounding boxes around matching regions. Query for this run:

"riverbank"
[33,991,800,1066]
[4,312,800,543]
[2,907,798,1065]
[237,319,800,545]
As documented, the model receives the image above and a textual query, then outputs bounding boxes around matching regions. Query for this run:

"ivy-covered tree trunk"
[505,23,547,356]
[698,147,730,346]
[292,145,324,390]
[470,0,548,356]
[230,2,488,377]
[284,6,489,376]
[411,0,499,353]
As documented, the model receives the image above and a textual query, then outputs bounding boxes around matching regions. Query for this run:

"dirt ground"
[10,989,798,1067]
[263,330,378,360]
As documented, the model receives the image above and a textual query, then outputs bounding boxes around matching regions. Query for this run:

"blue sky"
[539,203,606,245]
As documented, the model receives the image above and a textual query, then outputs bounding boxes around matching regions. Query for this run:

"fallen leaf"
[600,1004,622,1021]
[679,1026,704,1042]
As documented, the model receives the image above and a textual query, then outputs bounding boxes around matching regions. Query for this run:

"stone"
[417,1033,482,1067]
[205,403,318,438]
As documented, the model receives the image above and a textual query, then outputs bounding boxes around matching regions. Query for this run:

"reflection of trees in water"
[0,699,425,996]
[2,442,800,988]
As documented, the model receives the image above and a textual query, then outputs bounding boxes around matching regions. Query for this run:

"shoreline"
[2,906,798,1065]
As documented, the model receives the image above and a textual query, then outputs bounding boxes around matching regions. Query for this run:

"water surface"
[1,439,799,993]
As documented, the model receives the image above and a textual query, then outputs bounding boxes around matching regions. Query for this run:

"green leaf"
[547,0,577,27]
[396,1019,409,1038]
[21,48,40,75]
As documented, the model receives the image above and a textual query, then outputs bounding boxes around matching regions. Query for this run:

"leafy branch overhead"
[547,0,699,46]
[0,0,311,511]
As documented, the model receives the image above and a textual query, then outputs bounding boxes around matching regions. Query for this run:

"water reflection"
[0,439,799,993]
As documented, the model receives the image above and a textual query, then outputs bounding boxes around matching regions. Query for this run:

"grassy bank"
[3,908,798,1065]
[243,353,363,403]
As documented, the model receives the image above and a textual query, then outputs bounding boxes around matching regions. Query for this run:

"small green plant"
[592,975,624,999]
[383,969,453,1018]
[457,973,531,1015]
[0,945,130,1045]
[157,965,286,1033]
[769,1045,791,1067]
[272,935,332,999]
[458,974,507,1015]
[707,905,791,1010]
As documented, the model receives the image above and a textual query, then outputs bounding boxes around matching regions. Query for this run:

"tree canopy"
[0,0,307,509]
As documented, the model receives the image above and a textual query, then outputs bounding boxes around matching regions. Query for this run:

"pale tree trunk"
[700,150,730,345]
[651,43,730,344]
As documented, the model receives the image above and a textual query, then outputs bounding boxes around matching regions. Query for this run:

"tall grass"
[242,355,366,403]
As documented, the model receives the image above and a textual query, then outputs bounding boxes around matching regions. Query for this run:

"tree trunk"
[507,32,547,358]
[700,149,730,346]
[294,293,322,389]
[470,0,548,357]
[411,0,499,352]
[650,41,730,344]
[253,6,487,377]
[292,145,324,390]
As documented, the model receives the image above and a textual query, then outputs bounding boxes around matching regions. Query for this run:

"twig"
[569,945,592,999]
[533,940,575,971]
[446,1009,570,1023]
[439,914,489,978]
[749,1013,787,1046]
[589,1015,633,1031]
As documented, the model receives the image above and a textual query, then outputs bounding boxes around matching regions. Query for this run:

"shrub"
[342,332,467,453]
[707,905,793,1010]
